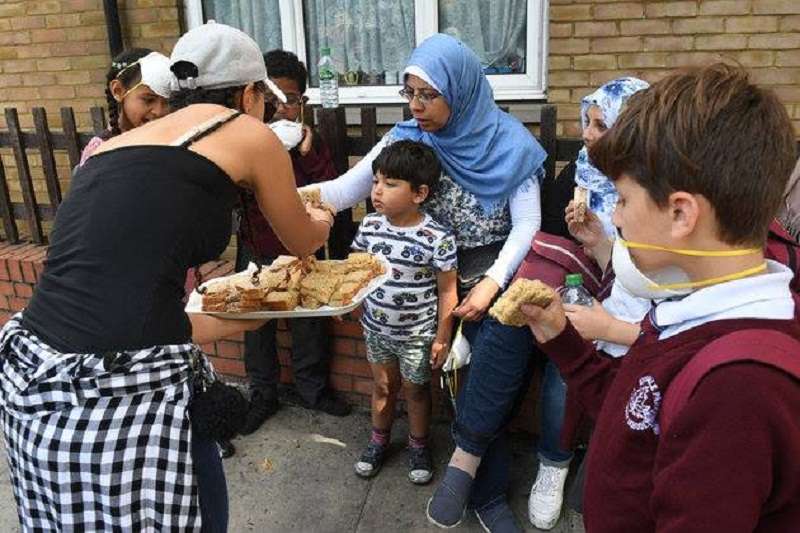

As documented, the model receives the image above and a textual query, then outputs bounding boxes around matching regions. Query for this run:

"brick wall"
[548,0,800,136]
[0,0,181,130]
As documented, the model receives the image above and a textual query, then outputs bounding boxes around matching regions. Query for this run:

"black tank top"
[23,113,241,352]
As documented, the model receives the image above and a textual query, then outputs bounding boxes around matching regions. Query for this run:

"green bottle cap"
[321,47,331,56]
[565,273,583,287]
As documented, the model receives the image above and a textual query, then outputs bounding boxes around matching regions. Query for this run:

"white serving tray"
[185,255,391,319]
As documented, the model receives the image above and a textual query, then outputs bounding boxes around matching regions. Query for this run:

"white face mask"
[268,120,304,150]
[611,237,692,301]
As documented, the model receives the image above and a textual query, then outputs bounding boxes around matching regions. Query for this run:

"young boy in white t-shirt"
[352,140,458,485]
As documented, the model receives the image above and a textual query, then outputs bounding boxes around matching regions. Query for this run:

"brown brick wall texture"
[0,0,182,238]
[0,0,181,130]
[549,0,800,136]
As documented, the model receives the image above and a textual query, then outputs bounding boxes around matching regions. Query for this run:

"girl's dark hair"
[168,60,267,112]
[105,48,153,137]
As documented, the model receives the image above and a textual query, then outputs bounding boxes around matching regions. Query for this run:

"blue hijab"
[390,34,547,214]
[576,77,649,236]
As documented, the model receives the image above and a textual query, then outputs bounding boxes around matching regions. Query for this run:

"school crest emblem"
[625,375,662,435]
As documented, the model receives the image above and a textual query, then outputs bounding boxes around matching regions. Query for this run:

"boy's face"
[371,172,428,220]
[613,174,678,272]
[270,76,305,122]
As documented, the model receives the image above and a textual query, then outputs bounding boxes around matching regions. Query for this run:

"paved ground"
[0,403,586,532]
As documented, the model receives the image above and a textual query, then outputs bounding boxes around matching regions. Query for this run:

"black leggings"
[192,434,229,532]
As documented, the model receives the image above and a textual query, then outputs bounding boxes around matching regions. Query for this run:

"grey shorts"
[363,330,433,385]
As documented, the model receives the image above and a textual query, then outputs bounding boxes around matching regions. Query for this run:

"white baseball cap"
[170,20,286,102]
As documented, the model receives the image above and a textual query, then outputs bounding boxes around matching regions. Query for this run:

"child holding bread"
[351,140,458,485]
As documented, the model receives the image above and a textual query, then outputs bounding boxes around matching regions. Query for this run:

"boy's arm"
[522,299,622,421]
[651,364,799,532]
[294,130,338,183]
[431,269,458,369]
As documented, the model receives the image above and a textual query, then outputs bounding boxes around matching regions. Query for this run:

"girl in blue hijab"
[319,34,547,316]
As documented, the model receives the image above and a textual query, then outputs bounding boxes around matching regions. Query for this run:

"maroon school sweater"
[542,315,800,532]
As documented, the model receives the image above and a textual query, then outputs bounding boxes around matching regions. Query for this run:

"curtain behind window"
[303,0,415,86]
[202,0,283,55]
[439,0,527,74]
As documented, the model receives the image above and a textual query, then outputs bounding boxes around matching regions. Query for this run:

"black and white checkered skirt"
[0,315,206,532]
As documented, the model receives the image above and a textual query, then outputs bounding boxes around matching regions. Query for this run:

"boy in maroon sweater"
[236,50,350,434]
[522,64,800,532]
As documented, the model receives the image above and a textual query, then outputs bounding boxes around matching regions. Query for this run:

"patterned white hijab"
[575,77,650,236]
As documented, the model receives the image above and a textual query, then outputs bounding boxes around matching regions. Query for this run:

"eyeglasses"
[266,93,304,107]
[398,87,441,105]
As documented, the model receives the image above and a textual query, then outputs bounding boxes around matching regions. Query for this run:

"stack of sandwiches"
[200,252,384,313]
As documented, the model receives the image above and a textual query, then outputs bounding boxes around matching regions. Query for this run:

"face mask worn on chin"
[611,233,766,301]
[268,119,304,150]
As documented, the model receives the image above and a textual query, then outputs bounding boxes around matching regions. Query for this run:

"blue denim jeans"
[453,318,573,510]
[453,318,539,510]
[538,359,573,465]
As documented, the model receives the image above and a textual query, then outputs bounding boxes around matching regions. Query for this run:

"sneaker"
[218,439,236,459]
[475,500,521,533]
[426,466,474,528]
[354,441,386,478]
[239,389,280,435]
[407,445,433,485]
[528,462,570,530]
[307,393,351,417]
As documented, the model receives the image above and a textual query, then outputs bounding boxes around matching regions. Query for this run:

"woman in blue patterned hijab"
[576,77,649,236]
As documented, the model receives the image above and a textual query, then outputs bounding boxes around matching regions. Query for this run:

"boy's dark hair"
[372,140,442,197]
[264,49,308,94]
[590,63,796,246]
[168,60,266,112]
[105,48,152,136]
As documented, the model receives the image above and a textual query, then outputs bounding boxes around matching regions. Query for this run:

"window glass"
[202,0,283,54]
[439,0,527,75]
[303,0,416,87]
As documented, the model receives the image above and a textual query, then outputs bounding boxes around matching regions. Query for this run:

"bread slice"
[329,281,364,307]
[346,252,384,275]
[489,279,555,327]
[300,271,340,305]
[343,269,375,286]
[299,187,321,206]
[573,187,588,224]
[268,255,302,273]
[263,291,299,311]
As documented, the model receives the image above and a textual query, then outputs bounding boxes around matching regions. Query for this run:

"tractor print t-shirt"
[353,212,457,338]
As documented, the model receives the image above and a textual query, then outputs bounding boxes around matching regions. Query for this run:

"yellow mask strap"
[651,262,768,290]
[619,238,760,257]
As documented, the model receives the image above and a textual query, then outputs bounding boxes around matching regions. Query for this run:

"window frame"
[182,0,548,103]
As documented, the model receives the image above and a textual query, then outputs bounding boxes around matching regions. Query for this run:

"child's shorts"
[363,330,433,385]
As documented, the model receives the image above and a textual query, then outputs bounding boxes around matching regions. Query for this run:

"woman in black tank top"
[0,22,331,533]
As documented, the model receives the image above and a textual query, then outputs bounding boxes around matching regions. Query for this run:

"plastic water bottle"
[318,47,339,109]
[558,273,593,306]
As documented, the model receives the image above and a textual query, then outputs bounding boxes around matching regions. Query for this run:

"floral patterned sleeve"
[78,136,105,167]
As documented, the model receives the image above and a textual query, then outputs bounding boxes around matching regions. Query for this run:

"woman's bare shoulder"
[90,104,238,155]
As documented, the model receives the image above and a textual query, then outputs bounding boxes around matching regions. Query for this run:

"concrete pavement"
[0,404,585,532]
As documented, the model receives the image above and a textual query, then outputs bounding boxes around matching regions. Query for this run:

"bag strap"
[660,329,800,435]
[170,109,241,148]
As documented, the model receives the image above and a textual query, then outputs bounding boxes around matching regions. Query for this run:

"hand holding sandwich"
[520,296,567,344]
